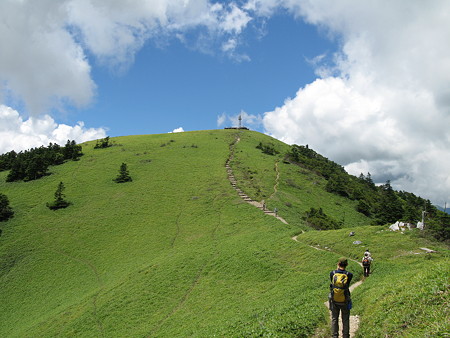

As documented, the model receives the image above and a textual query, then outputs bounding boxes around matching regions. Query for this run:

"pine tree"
[47,182,71,210]
[114,163,132,183]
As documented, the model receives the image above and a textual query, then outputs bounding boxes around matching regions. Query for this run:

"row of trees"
[287,144,449,241]
[0,140,82,182]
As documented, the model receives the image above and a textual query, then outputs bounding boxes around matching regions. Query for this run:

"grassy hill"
[0,129,448,337]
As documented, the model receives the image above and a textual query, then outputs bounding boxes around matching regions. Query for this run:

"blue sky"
[0,0,449,206]
[70,14,331,136]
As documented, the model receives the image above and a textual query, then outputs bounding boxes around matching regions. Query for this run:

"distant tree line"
[287,144,449,241]
[0,140,82,182]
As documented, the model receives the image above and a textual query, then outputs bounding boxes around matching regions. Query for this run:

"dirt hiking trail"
[292,235,363,337]
[226,135,288,224]
[227,133,363,336]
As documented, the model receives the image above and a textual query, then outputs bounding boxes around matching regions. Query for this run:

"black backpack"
[362,257,370,267]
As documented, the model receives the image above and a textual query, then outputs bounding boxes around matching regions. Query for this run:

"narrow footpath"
[225,136,288,224]
[226,134,363,336]
[292,235,363,337]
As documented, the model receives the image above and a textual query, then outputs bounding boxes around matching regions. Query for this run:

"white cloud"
[217,113,227,127]
[222,38,238,52]
[169,127,184,133]
[0,0,254,115]
[217,110,263,129]
[219,3,252,34]
[0,105,106,154]
[0,0,95,115]
[262,0,450,205]
[221,38,251,62]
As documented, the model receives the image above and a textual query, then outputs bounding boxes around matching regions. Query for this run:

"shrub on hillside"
[303,207,340,230]
[94,136,111,149]
[0,193,14,221]
[256,142,279,156]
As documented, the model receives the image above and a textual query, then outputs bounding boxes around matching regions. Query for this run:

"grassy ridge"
[0,130,329,336]
[0,130,448,337]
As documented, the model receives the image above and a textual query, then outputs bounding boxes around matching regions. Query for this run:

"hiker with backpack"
[362,251,373,277]
[329,257,353,338]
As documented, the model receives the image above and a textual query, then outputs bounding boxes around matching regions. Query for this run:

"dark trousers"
[363,265,370,277]
[331,302,350,338]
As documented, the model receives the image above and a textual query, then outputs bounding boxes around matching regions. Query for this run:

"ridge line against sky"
[0,0,449,206]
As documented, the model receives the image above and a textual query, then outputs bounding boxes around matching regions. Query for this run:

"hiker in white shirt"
[362,251,373,277]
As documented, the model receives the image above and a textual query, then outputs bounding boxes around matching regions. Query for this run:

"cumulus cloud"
[0,105,106,154]
[261,0,450,204]
[169,127,184,133]
[0,0,254,115]
[0,1,95,115]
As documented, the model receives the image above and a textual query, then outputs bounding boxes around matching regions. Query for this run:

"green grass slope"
[229,131,371,229]
[0,129,448,337]
[300,226,449,337]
